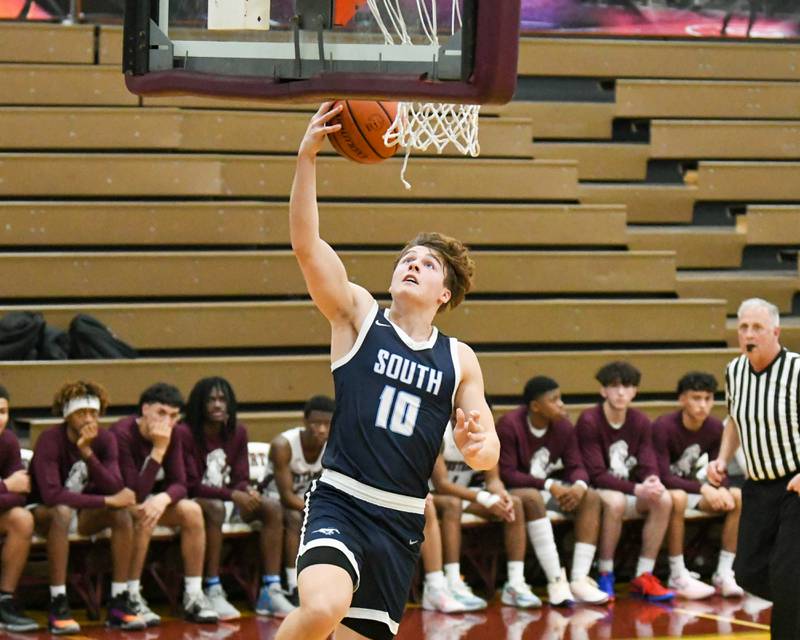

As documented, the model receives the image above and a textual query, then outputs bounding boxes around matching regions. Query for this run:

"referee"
[709,297,800,638]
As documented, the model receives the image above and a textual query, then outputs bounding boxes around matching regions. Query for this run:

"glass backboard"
[123,0,520,104]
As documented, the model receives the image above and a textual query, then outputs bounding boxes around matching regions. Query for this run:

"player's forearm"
[717,419,740,464]
[290,155,322,258]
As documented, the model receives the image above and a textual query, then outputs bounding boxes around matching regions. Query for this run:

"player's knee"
[299,593,350,626]
[285,508,302,532]
[601,492,626,518]
[177,499,203,530]
[670,489,687,512]
[261,495,283,522]
[7,507,34,537]
[110,507,133,531]
[656,490,673,512]
[515,489,545,518]
[581,488,601,510]
[198,499,225,526]
[436,495,461,521]
[51,505,74,531]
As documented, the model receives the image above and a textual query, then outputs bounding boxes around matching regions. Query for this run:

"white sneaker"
[448,579,487,611]
[569,575,609,605]
[501,581,543,609]
[668,572,716,600]
[713,571,745,598]
[421,584,467,613]
[547,569,574,607]
[255,585,296,618]
[183,590,219,624]
[204,584,240,621]
[129,590,161,627]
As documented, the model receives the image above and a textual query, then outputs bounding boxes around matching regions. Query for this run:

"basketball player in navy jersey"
[275,103,500,640]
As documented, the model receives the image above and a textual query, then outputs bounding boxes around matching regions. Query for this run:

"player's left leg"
[0,507,37,632]
[433,494,486,611]
[697,487,744,597]
[77,507,145,630]
[420,499,465,613]
[509,487,572,607]
[568,489,608,605]
[242,494,295,617]
[665,490,715,599]
[630,491,675,602]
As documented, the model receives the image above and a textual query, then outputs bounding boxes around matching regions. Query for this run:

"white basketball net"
[366,0,481,188]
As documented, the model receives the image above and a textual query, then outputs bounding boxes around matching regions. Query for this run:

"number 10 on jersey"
[376,385,421,436]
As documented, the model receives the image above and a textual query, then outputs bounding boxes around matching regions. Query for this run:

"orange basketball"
[327,100,399,164]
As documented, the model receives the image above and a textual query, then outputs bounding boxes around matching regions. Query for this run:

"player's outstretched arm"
[291,102,363,324]
[453,343,500,471]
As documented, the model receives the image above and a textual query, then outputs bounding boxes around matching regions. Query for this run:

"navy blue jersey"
[323,303,459,499]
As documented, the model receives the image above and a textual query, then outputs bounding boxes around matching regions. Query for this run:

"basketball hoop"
[367,0,481,188]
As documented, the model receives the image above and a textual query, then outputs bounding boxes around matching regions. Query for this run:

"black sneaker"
[0,594,38,632]
[48,594,80,635]
[106,592,146,630]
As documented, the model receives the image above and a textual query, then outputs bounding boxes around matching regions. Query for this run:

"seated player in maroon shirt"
[30,380,144,635]
[497,376,609,606]
[575,361,675,602]
[0,386,38,632]
[179,376,287,621]
[111,382,218,626]
[653,372,744,600]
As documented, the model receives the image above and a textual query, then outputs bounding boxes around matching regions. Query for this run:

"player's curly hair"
[397,232,475,313]
[52,380,110,417]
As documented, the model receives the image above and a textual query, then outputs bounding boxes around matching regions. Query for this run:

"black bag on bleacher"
[0,311,45,360]
[38,324,71,360]
[69,314,138,359]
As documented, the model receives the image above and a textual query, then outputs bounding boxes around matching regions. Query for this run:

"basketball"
[327,100,399,164]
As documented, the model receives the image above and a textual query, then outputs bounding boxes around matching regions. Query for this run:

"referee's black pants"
[734,477,800,639]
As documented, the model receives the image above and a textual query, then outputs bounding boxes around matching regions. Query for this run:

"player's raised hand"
[453,408,486,458]
[298,102,343,159]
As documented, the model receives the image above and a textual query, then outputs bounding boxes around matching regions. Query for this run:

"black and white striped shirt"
[726,348,800,481]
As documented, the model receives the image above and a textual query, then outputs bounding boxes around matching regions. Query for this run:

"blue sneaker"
[255,585,296,618]
[597,572,616,602]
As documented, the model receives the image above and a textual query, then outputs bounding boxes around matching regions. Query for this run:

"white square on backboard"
[208,0,270,30]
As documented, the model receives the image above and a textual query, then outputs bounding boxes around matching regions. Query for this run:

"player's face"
[737,305,780,358]
[65,407,99,436]
[531,388,566,422]
[390,246,451,309]
[304,410,332,446]
[0,399,8,434]
[679,390,714,424]
[204,387,229,425]
[141,402,181,432]
[600,382,637,411]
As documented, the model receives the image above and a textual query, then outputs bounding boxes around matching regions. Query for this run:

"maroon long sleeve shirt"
[110,415,188,504]
[30,424,123,509]
[497,405,589,489]
[652,410,725,493]
[575,403,659,495]
[0,428,26,510]
[178,422,250,500]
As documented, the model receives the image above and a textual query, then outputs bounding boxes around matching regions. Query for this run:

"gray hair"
[737,298,780,328]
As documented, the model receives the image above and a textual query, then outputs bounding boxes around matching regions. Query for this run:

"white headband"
[62,395,101,418]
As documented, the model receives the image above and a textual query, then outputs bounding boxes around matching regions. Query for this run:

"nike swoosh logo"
[375,320,391,327]
[409,539,419,545]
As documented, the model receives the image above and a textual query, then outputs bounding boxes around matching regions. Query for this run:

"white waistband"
[319,469,426,515]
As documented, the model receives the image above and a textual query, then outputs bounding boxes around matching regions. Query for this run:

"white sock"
[185,576,202,595]
[111,582,127,597]
[444,563,461,586]
[127,580,141,595]
[526,518,561,582]
[425,570,447,590]
[717,550,735,576]
[507,560,525,586]
[571,543,596,581]
[636,557,655,577]
[50,585,67,599]
[598,558,614,574]
[286,567,298,591]
[669,554,686,578]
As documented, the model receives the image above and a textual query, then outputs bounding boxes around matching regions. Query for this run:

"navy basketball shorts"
[297,477,425,640]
